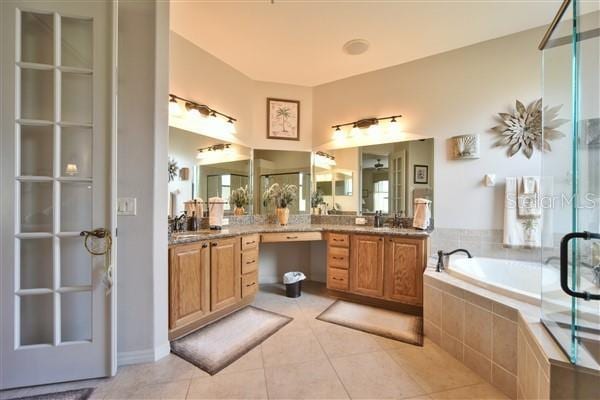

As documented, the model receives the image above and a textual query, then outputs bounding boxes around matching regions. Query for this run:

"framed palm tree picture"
[267,98,300,140]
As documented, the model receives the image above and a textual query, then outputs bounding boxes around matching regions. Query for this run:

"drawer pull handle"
[286,236,298,239]
[246,282,256,287]
[333,238,344,242]
[331,277,344,281]
[332,256,343,260]
[211,243,218,247]
[246,260,255,264]
[246,240,256,245]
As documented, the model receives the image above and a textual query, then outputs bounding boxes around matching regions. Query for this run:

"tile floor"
[1,282,508,400]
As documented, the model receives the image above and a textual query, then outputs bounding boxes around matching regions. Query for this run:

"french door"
[1,0,116,389]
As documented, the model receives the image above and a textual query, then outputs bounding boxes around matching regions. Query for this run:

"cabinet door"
[210,237,241,311]
[384,237,425,305]
[169,242,210,330]
[350,235,384,297]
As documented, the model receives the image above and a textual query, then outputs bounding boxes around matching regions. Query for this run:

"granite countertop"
[169,223,431,245]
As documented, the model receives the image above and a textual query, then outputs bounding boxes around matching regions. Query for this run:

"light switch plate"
[355,217,366,225]
[117,197,137,216]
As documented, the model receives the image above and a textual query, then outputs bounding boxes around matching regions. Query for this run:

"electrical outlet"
[355,217,366,225]
[117,197,137,216]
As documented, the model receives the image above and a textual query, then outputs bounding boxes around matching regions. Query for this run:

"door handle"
[560,231,600,301]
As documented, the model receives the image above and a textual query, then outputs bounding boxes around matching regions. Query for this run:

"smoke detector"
[343,39,370,55]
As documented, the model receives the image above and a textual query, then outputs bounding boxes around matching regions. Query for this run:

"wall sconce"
[169,94,237,136]
[179,167,190,181]
[332,115,402,139]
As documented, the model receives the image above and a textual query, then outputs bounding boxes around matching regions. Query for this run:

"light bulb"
[349,124,360,138]
[332,126,344,140]
[169,97,182,116]
[227,119,237,135]
[187,106,202,120]
[368,123,381,137]
[388,117,400,134]
[65,163,78,176]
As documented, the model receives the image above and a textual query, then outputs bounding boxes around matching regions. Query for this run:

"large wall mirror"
[313,138,434,217]
[168,127,252,217]
[254,149,311,215]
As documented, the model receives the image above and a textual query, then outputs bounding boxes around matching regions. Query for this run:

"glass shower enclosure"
[540,0,600,368]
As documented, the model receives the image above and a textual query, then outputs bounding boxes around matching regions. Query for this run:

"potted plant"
[263,183,297,225]
[230,185,249,216]
[311,190,324,215]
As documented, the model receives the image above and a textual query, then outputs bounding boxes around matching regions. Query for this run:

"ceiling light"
[343,39,370,55]
[374,159,384,170]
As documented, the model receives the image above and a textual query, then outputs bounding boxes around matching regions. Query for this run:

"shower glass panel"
[541,0,600,368]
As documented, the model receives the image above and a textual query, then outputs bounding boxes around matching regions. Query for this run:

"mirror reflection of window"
[373,180,389,214]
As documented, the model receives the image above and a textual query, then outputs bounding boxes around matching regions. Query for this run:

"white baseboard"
[118,342,171,366]
[154,341,171,361]
[117,348,155,366]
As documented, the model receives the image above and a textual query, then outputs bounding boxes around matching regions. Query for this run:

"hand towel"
[209,197,225,228]
[504,177,541,248]
[413,198,431,230]
[517,176,541,218]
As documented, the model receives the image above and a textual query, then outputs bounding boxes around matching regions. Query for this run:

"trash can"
[283,272,306,298]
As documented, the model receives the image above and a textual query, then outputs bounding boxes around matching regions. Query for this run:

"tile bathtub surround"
[424,271,540,400]
[429,228,563,262]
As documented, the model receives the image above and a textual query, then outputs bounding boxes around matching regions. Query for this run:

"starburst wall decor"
[491,99,567,158]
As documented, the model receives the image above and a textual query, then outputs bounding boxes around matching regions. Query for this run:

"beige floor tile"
[106,380,190,400]
[429,382,508,399]
[212,345,264,375]
[187,369,267,399]
[139,354,197,385]
[330,351,426,399]
[265,359,348,399]
[388,340,481,393]
[372,334,410,350]
[311,319,381,357]
[261,323,327,368]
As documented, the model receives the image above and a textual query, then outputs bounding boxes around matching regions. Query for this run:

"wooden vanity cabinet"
[326,233,350,291]
[169,241,210,330]
[210,237,241,312]
[350,235,385,298]
[241,234,259,298]
[384,237,426,306]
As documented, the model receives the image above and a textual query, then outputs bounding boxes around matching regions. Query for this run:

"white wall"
[117,0,169,364]
[313,27,547,230]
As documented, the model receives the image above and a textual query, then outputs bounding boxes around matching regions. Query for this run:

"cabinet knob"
[202,243,208,248]
[211,242,218,247]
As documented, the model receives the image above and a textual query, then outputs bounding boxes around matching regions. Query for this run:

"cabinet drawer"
[328,233,349,247]
[327,268,349,291]
[328,246,349,269]
[242,271,258,298]
[261,231,322,243]
[241,234,259,250]
[241,249,258,274]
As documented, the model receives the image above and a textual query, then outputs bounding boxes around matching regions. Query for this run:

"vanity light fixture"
[197,143,233,159]
[169,94,237,135]
[331,115,402,139]
[314,151,336,169]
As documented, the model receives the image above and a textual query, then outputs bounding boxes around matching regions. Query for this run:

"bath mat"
[7,388,94,400]
[316,300,423,346]
[170,306,292,375]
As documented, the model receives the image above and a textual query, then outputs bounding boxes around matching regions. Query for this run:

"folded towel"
[504,177,550,248]
[209,197,225,228]
[517,176,541,218]
[413,198,431,230]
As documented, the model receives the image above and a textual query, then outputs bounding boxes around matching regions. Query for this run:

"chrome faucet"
[436,248,473,272]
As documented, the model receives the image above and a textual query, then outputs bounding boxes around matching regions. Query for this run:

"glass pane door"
[541,0,600,367]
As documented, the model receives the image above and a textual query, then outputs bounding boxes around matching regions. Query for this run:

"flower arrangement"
[230,185,250,208]
[311,190,324,208]
[263,183,297,209]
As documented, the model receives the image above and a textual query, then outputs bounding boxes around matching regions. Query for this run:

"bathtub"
[447,257,552,305]
[447,257,597,318]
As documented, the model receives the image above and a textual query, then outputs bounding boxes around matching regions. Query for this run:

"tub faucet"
[436,249,473,272]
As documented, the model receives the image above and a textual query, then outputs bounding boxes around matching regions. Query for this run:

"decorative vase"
[276,207,290,225]
[234,206,245,216]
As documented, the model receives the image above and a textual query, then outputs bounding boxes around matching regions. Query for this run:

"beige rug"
[317,300,423,346]
[7,388,94,400]
[170,306,292,375]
